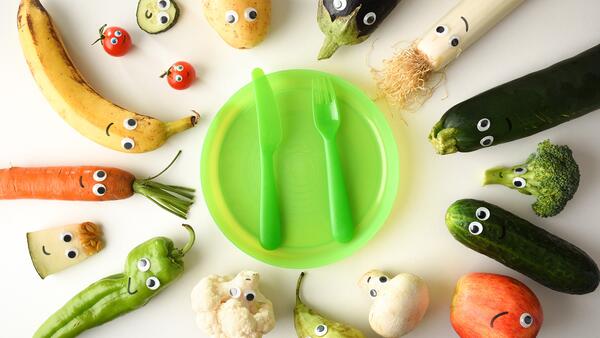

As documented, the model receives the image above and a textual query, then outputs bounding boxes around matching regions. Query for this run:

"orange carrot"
[0,152,194,218]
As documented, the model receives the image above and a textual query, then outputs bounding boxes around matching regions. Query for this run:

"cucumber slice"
[137,0,180,34]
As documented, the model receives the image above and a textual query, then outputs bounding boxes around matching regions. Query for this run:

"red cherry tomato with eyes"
[160,61,196,90]
[92,24,132,57]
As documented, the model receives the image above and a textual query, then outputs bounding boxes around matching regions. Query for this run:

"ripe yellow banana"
[17,0,198,153]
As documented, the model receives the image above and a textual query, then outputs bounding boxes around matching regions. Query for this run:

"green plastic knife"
[252,68,282,250]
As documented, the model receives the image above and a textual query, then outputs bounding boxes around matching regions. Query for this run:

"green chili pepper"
[34,224,196,338]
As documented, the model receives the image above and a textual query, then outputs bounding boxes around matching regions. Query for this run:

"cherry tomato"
[160,61,196,90]
[92,24,132,57]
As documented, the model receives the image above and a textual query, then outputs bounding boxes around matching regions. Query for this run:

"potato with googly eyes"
[203,0,271,49]
[137,0,180,34]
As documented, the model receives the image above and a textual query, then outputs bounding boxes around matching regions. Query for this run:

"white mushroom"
[359,270,429,337]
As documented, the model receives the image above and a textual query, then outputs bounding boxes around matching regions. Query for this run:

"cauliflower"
[191,271,275,338]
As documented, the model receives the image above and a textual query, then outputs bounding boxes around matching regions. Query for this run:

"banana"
[17,0,199,153]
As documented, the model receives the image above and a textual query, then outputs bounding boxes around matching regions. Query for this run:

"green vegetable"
[137,0,180,34]
[446,199,599,295]
[429,44,600,155]
[483,140,580,217]
[294,272,365,338]
[34,224,195,338]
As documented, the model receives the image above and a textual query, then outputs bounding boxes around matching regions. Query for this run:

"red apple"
[451,273,543,338]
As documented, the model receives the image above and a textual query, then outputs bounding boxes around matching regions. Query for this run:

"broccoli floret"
[483,140,580,217]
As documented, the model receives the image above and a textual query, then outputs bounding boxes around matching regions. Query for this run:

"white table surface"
[1,0,599,337]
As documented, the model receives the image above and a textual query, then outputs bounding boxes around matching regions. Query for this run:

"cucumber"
[446,199,599,295]
[137,0,180,34]
[430,44,600,154]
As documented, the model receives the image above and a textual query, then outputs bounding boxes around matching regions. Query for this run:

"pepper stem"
[175,224,196,257]
[296,272,306,303]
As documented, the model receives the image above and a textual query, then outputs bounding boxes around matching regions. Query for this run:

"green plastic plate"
[201,69,399,268]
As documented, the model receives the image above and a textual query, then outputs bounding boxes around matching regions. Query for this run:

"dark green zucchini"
[446,199,599,295]
[318,0,400,60]
[137,0,180,34]
[430,44,600,155]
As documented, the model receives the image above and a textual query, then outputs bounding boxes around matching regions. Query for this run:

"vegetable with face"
[28,222,104,279]
[483,140,580,218]
[374,0,524,109]
[137,0,180,34]
[33,224,195,338]
[451,273,543,338]
[92,24,132,57]
[191,271,275,338]
[18,0,200,153]
[161,61,196,90]
[203,0,271,49]
[295,272,365,338]
[429,44,600,154]
[446,199,600,294]
[359,270,429,337]
[317,0,400,60]
[0,152,195,219]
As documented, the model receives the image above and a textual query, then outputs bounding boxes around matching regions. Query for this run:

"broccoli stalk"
[483,140,580,217]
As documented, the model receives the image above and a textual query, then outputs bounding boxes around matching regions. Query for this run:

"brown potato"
[203,0,271,49]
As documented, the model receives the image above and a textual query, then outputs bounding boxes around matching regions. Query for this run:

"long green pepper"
[34,224,196,338]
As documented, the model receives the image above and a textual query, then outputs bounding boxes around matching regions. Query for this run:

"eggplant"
[317,0,400,60]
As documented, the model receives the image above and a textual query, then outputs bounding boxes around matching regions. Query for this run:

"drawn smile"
[127,277,138,295]
[79,176,84,188]
[490,311,509,328]
[105,123,114,137]
[145,10,153,19]
[499,224,507,240]
[42,246,51,255]
[506,118,513,131]
[461,16,469,32]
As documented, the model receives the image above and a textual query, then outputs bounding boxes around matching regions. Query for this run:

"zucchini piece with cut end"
[27,222,104,279]
[446,199,599,295]
[137,0,180,34]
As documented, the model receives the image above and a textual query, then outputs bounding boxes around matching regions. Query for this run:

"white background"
[1,0,599,337]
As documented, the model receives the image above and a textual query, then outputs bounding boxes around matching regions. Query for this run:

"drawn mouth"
[506,118,513,131]
[42,246,51,256]
[127,277,138,295]
[105,122,114,137]
[490,311,509,328]
[145,9,153,19]
[499,224,506,240]
[79,176,84,188]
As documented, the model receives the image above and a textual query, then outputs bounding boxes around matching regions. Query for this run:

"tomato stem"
[91,24,107,46]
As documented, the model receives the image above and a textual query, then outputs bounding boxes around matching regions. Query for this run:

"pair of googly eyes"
[368,275,389,298]
[468,207,491,235]
[137,258,161,290]
[109,30,123,45]
[229,288,257,301]
[92,170,108,196]
[59,232,79,259]
[156,0,172,24]
[476,118,494,147]
[434,25,460,47]
[172,65,185,82]
[120,118,138,151]
[512,167,527,188]
[225,8,258,24]
[331,0,377,26]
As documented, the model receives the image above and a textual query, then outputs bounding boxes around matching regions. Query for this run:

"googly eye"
[137,258,151,272]
[379,276,388,283]
[175,65,184,72]
[65,248,78,259]
[229,287,241,298]
[146,276,160,290]
[449,36,460,47]
[92,183,106,196]
[468,221,483,235]
[175,75,183,82]
[475,207,490,221]
[363,12,377,26]
[93,170,107,182]
[477,118,491,132]
[435,25,448,36]
[122,118,138,131]
[60,232,73,243]
[513,177,527,188]
[110,37,118,45]
[480,136,494,147]
[157,0,170,10]
[315,324,328,337]
[514,167,528,175]
[369,289,378,298]
[225,10,239,24]
[121,138,135,151]
[158,12,170,25]
[114,31,122,37]
[520,313,533,328]
[332,0,347,11]
[244,8,258,21]
[244,291,256,301]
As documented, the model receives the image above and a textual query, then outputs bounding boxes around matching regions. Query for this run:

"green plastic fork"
[312,77,354,243]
